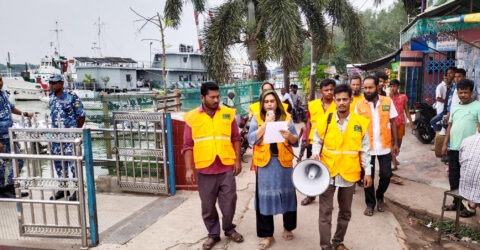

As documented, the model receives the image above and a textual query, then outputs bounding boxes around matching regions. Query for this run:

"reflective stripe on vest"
[316,113,370,182]
[184,106,237,169]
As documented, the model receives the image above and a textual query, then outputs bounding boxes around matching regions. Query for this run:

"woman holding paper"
[248,90,299,249]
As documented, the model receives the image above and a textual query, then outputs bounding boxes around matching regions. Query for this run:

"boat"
[2,77,44,101]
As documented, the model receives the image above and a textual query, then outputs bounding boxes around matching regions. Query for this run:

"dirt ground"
[389,202,480,250]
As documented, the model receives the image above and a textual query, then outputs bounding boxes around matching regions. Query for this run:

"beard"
[353,90,361,96]
[364,91,378,102]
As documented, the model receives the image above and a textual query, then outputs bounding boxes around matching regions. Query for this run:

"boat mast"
[50,21,63,56]
[92,17,104,57]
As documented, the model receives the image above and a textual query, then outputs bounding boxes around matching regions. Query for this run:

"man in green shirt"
[442,78,480,217]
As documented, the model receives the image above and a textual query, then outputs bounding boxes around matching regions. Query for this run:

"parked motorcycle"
[413,102,436,144]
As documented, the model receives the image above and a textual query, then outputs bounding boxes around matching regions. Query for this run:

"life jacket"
[316,113,370,182]
[184,105,237,169]
[308,99,336,142]
[356,96,392,149]
[252,112,294,168]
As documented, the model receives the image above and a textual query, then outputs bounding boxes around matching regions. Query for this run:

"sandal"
[462,200,477,213]
[377,200,386,212]
[460,208,476,218]
[333,242,348,250]
[226,230,244,243]
[364,207,374,216]
[390,177,403,185]
[259,237,275,250]
[202,237,220,250]
[282,230,294,241]
[301,196,315,206]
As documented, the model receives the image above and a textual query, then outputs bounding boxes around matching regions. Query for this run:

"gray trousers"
[197,170,237,238]
[318,184,355,250]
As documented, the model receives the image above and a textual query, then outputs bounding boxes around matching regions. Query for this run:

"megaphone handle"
[318,113,333,157]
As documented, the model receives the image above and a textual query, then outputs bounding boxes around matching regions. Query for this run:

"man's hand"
[441,144,448,156]
[185,169,195,184]
[233,161,242,176]
[311,154,319,161]
[391,143,399,157]
[363,175,373,188]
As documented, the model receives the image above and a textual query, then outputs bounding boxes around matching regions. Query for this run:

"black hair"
[290,84,298,89]
[455,68,466,76]
[456,79,474,92]
[390,79,400,86]
[349,75,362,82]
[447,66,458,72]
[375,71,388,81]
[320,78,336,89]
[200,82,219,96]
[364,75,379,86]
[334,75,340,80]
[334,84,352,97]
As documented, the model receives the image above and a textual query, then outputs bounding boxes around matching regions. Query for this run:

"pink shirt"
[182,105,241,174]
[391,94,408,125]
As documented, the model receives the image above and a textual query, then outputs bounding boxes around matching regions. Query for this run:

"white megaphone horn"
[292,159,330,197]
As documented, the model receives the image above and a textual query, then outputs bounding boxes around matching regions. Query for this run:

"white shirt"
[281,93,295,109]
[435,81,446,115]
[312,113,372,187]
[356,98,398,156]
[290,91,302,108]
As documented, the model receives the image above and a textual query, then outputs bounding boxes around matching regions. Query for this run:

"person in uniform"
[48,74,86,201]
[0,76,34,198]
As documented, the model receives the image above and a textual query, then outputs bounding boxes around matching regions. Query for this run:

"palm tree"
[164,0,366,90]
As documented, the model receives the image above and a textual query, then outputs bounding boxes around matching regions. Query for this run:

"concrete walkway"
[2,127,479,249]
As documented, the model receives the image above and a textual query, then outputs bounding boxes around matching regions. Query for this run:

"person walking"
[301,79,337,206]
[0,76,34,198]
[312,84,372,250]
[441,79,480,217]
[183,82,244,250]
[356,76,399,216]
[48,74,86,201]
[248,90,298,250]
[389,79,413,171]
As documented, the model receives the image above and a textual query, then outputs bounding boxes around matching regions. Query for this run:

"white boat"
[2,77,45,101]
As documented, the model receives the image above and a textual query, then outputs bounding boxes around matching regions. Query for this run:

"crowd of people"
[182,70,479,249]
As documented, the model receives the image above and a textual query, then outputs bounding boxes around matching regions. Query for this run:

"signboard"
[436,32,457,51]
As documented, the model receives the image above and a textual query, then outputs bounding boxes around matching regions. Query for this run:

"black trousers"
[364,154,392,209]
[255,173,297,237]
[448,150,462,206]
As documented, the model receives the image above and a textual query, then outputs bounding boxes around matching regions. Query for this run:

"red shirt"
[391,93,408,125]
[182,105,241,174]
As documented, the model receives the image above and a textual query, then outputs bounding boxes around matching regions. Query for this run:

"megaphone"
[292,159,330,196]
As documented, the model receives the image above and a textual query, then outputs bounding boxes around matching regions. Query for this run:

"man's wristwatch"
[23,112,29,117]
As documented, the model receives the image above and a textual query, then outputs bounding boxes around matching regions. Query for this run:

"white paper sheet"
[263,121,288,144]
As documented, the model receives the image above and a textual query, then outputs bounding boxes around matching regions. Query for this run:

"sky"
[0,0,395,65]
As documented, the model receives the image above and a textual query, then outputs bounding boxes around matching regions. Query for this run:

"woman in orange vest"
[247,90,299,250]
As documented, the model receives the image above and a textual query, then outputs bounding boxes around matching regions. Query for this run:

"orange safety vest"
[308,99,336,142]
[356,96,392,150]
[252,113,294,168]
[316,113,370,182]
[184,105,237,169]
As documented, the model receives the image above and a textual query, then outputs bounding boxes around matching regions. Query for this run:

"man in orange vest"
[183,82,244,250]
[356,76,399,216]
[312,84,372,250]
[301,78,336,206]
